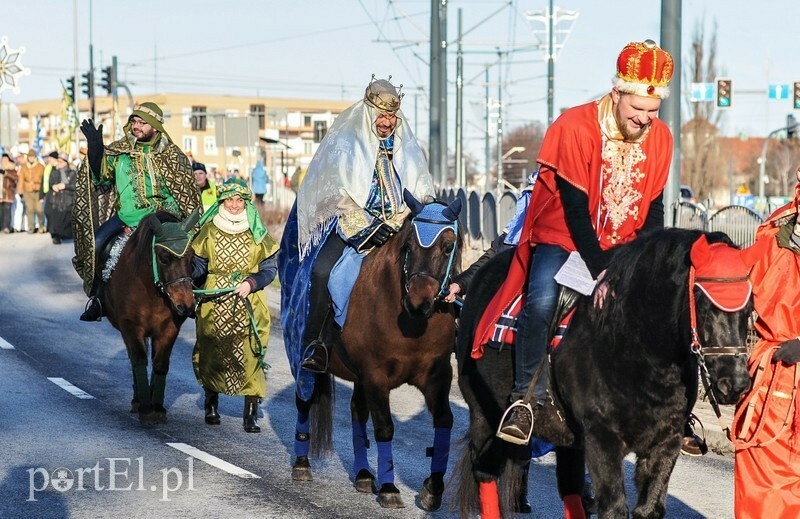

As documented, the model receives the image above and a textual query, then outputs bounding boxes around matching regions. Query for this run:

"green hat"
[129,102,170,139]
[218,178,252,201]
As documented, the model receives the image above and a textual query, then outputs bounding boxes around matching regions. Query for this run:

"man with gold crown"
[733,165,800,518]
[279,76,434,389]
[467,39,674,515]
[73,102,201,321]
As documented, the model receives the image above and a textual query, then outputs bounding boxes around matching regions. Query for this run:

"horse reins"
[687,266,750,439]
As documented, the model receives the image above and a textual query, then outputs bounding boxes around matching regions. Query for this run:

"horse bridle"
[687,266,750,438]
[402,216,459,302]
[151,237,193,309]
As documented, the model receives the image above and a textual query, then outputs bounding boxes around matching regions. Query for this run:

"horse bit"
[402,214,458,302]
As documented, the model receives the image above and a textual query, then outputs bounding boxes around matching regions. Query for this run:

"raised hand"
[80,119,104,174]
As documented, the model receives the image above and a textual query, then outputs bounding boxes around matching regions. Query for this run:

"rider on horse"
[73,102,201,322]
[288,76,435,374]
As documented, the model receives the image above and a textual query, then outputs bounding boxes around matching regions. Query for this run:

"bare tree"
[681,19,727,200]
[495,122,546,189]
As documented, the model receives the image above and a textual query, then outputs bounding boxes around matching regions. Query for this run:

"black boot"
[80,296,103,321]
[243,396,261,433]
[204,389,220,425]
[301,340,329,373]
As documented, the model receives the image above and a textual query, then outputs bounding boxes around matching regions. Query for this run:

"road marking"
[166,443,260,479]
[47,377,95,399]
[0,337,14,349]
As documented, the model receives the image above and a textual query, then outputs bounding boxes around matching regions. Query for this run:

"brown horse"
[101,210,197,425]
[281,190,462,510]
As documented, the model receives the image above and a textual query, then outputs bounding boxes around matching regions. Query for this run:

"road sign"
[690,82,714,102]
[768,84,790,100]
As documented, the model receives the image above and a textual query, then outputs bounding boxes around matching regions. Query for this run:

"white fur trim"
[612,76,670,99]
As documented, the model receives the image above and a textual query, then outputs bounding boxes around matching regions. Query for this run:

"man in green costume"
[73,102,201,321]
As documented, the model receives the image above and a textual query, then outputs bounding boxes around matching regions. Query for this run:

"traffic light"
[100,65,113,94]
[81,70,94,99]
[716,78,732,108]
[65,77,75,102]
[794,81,800,110]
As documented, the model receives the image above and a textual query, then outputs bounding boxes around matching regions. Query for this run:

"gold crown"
[364,75,404,113]
[613,40,674,98]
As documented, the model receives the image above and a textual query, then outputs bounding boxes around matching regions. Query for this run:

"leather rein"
[151,237,193,311]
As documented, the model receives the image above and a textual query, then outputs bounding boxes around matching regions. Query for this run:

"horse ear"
[403,188,424,216]
[181,207,202,233]
[442,198,462,221]
[689,234,711,268]
[149,215,164,238]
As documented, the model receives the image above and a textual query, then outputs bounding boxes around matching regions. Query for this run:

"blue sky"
[4,0,799,164]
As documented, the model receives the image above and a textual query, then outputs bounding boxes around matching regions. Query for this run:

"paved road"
[0,232,739,518]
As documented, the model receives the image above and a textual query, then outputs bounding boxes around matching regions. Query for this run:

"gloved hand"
[367,222,395,248]
[80,119,104,175]
[772,338,800,365]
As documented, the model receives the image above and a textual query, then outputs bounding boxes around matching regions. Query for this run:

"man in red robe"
[473,40,675,452]
[733,169,800,518]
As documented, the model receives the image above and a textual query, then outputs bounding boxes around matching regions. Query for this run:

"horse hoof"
[378,483,405,509]
[138,411,157,426]
[130,402,139,413]
[419,474,444,511]
[292,456,313,482]
[354,468,377,493]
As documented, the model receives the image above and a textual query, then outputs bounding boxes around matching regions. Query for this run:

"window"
[304,141,312,155]
[313,120,328,143]
[190,105,207,131]
[204,136,217,154]
[182,136,197,154]
[182,108,191,128]
[250,104,265,130]
[303,115,311,127]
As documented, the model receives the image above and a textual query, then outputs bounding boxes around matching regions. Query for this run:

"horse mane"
[130,211,181,268]
[599,228,733,329]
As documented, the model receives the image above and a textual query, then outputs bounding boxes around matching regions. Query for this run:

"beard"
[133,126,157,142]
[613,104,648,142]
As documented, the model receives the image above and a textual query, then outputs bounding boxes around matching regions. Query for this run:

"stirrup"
[496,400,534,446]
[80,296,103,322]
[301,341,329,373]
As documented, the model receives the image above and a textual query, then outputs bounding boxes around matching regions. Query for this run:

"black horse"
[454,228,753,518]
[281,191,463,510]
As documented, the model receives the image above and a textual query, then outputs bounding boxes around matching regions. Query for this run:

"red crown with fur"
[613,40,674,99]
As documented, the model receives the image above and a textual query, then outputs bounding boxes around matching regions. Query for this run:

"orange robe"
[734,204,800,518]
[472,96,672,357]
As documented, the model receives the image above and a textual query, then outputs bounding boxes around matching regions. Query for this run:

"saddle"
[100,229,132,282]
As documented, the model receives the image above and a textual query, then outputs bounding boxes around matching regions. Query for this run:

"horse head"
[689,234,753,405]
[399,189,462,318]
[149,212,197,319]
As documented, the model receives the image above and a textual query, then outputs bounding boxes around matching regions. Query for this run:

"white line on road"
[0,336,14,349]
[47,377,95,399]
[166,443,261,479]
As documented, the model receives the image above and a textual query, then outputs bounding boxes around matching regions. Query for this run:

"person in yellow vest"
[194,162,218,212]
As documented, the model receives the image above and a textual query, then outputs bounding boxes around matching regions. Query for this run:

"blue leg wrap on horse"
[430,427,451,474]
[294,411,310,458]
[352,420,370,473]
[377,441,394,485]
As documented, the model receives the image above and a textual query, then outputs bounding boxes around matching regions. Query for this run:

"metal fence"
[440,189,765,249]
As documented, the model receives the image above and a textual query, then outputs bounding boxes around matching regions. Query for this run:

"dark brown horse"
[101,210,197,424]
[281,191,462,510]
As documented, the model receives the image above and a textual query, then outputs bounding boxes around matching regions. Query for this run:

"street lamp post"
[499,146,525,192]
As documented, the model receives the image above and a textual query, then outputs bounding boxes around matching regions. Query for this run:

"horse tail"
[450,435,526,518]
[450,435,480,517]
[309,372,334,457]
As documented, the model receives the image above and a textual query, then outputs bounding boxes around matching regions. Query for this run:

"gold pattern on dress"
[599,136,646,245]
[210,230,252,393]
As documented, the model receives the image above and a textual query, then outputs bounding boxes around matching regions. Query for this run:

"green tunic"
[192,224,279,397]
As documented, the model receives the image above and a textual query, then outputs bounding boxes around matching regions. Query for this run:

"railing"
[440,189,766,250]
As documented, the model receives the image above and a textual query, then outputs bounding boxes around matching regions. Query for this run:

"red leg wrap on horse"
[478,480,500,519]
[563,493,586,519]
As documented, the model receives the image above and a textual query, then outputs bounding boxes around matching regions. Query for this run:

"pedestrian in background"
[251,160,268,207]
[191,178,279,433]
[46,153,76,244]
[193,161,218,212]
[19,149,46,233]
[0,154,17,233]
